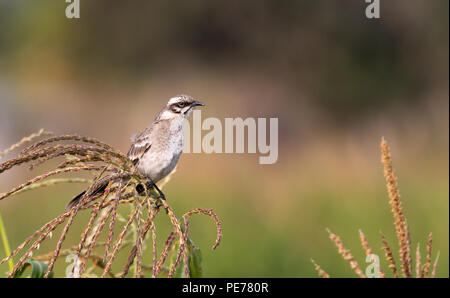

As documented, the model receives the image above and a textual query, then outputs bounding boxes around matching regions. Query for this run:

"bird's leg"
[145,180,168,213]
[146,180,166,201]
[136,181,165,199]
[136,180,167,210]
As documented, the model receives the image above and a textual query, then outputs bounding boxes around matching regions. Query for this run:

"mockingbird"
[66,94,204,210]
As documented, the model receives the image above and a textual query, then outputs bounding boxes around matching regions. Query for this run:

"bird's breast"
[137,130,184,183]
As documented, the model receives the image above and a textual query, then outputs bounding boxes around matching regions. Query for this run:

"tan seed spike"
[405,220,412,275]
[431,251,440,278]
[358,230,385,278]
[311,259,330,278]
[327,228,366,278]
[380,232,399,278]
[381,138,411,277]
[415,243,421,278]
[421,232,432,278]
[0,129,52,159]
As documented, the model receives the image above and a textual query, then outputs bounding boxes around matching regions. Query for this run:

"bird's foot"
[138,180,168,213]
[146,180,166,201]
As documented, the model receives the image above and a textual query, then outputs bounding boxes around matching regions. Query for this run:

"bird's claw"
[146,180,166,200]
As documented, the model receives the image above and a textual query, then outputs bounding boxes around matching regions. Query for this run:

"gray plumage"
[66,94,204,210]
[127,116,183,183]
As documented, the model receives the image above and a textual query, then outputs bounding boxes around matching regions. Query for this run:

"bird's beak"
[192,100,205,107]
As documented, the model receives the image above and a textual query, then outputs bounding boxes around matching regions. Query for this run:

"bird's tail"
[65,190,86,211]
[65,181,109,211]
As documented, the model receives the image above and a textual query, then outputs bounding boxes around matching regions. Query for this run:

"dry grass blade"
[183,208,222,250]
[103,183,123,262]
[431,251,440,278]
[311,259,330,278]
[150,209,158,278]
[1,210,70,266]
[8,211,71,277]
[405,220,412,274]
[1,144,127,175]
[4,178,90,198]
[75,182,113,275]
[0,166,100,201]
[119,204,160,278]
[34,249,116,278]
[133,195,144,278]
[44,202,83,278]
[415,243,421,278]
[101,204,140,277]
[44,165,113,277]
[159,200,186,278]
[182,217,190,278]
[57,155,104,169]
[358,230,385,278]
[21,134,115,156]
[381,138,411,277]
[380,232,399,278]
[1,193,100,268]
[0,129,52,159]
[79,205,114,275]
[326,228,366,278]
[154,231,176,277]
[420,232,433,278]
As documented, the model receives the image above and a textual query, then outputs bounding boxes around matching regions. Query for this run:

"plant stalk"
[0,212,14,273]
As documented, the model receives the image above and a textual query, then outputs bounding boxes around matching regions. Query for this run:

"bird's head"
[158,94,204,120]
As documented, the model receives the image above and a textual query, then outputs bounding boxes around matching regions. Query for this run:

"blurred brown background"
[0,0,448,277]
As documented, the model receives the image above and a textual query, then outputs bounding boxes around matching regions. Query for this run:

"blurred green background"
[0,0,448,277]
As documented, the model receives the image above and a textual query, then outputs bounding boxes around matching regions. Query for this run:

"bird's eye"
[177,102,186,108]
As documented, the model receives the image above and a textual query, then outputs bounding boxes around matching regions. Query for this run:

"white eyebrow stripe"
[167,94,194,105]
[168,97,181,105]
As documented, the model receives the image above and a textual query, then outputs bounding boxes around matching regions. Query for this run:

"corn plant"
[0,129,222,278]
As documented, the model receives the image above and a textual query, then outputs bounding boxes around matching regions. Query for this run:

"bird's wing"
[127,124,155,165]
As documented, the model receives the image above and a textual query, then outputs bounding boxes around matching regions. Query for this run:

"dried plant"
[314,138,440,278]
[381,138,412,277]
[311,259,329,278]
[381,232,399,278]
[358,229,385,278]
[0,129,222,278]
[326,228,366,278]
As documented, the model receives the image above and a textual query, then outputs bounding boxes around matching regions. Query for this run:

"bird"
[65,94,204,211]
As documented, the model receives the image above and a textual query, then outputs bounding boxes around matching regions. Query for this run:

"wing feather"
[127,124,155,165]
